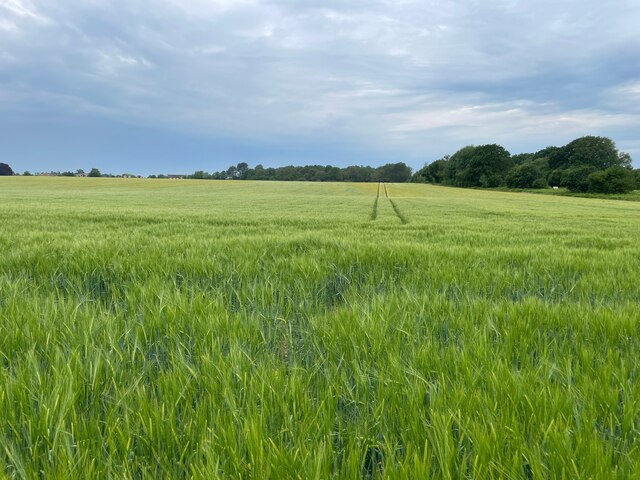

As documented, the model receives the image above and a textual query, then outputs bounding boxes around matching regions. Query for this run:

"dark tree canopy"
[560,165,596,193]
[511,153,534,165]
[506,163,544,189]
[465,144,513,187]
[189,162,411,183]
[413,157,448,184]
[342,165,376,183]
[533,146,561,160]
[549,136,621,170]
[0,162,14,176]
[588,167,636,194]
[445,144,512,187]
[88,168,101,177]
[444,146,477,187]
[176,135,633,194]
[412,135,635,194]
[376,162,412,183]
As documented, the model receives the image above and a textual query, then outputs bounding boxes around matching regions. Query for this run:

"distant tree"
[323,165,343,182]
[376,162,412,183]
[533,146,561,160]
[305,166,326,182]
[61,171,75,177]
[634,169,640,190]
[550,136,621,170]
[411,166,427,183]
[528,156,551,171]
[274,165,300,181]
[343,165,375,182]
[23,171,32,176]
[532,177,548,189]
[618,152,633,168]
[263,167,277,180]
[459,144,512,187]
[506,163,543,189]
[511,153,534,165]
[76,169,85,175]
[444,146,477,186]
[561,165,596,192]
[587,167,635,194]
[0,162,14,176]
[190,170,208,179]
[546,147,569,171]
[236,162,250,180]
[570,136,621,169]
[249,164,267,180]
[547,169,564,187]
[225,165,238,180]
[88,168,101,177]
[414,157,449,183]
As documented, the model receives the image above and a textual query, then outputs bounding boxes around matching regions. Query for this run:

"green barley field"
[1,177,640,479]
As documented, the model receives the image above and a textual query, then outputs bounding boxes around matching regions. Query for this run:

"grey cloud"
[1,0,640,168]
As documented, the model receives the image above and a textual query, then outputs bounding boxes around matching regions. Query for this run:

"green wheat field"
[1,177,640,479]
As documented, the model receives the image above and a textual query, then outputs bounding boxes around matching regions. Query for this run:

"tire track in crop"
[384,183,409,224]
[370,183,380,221]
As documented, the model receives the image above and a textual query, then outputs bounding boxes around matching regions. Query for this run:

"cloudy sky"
[1,0,639,174]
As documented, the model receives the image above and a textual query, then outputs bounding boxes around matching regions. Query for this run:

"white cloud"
[0,0,51,23]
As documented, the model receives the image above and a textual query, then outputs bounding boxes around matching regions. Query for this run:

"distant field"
[1,177,640,479]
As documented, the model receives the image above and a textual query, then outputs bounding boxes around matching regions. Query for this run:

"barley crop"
[1,177,640,479]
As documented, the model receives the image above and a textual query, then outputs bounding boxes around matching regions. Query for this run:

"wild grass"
[1,177,640,478]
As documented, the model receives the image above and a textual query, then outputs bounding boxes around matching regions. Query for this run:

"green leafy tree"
[323,166,343,182]
[547,169,564,187]
[550,136,620,170]
[561,165,596,192]
[532,177,548,189]
[376,162,412,183]
[414,157,449,183]
[249,164,268,180]
[511,153,534,165]
[343,165,375,182]
[274,166,299,181]
[190,171,208,179]
[461,144,512,187]
[445,146,477,186]
[88,168,101,177]
[618,152,633,168]
[506,163,543,189]
[587,167,635,194]
[533,146,561,160]
[226,165,238,180]
[236,162,250,180]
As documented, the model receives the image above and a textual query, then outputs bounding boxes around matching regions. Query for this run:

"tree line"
[178,162,413,183]
[180,135,638,194]
[413,136,640,194]
[3,135,639,193]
